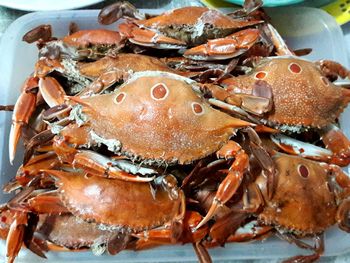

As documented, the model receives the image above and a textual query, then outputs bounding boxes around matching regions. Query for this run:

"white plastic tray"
[0,7,349,263]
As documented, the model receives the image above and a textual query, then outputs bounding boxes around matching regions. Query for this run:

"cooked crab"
[98,2,262,60]
[23,24,126,60]
[42,71,254,228]
[202,24,350,166]
[242,151,350,262]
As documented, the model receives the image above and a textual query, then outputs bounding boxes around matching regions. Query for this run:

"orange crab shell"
[78,53,177,78]
[256,153,337,235]
[221,57,350,129]
[68,71,249,164]
[138,7,258,31]
[38,214,110,249]
[62,29,124,48]
[48,170,183,232]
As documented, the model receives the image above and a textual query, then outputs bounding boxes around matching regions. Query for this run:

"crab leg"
[267,23,294,56]
[9,77,39,164]
[207,220,273,247]
[73,150,156,182]
[320,124,350,166]
[195,141,249,230]
[15,151,60,187]
[98,1,146,25]
[6,212,28,263]
[271,132,350,167]
[184,28,260,61]
[28,192,70,215]
[38,77,66,107]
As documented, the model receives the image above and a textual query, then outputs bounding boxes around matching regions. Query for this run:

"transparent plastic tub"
[0,6,349,263]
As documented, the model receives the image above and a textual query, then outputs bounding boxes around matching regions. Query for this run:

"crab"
[23,24,126,60]
[0,192,134,262]
[98,2,262,60]
[202,24,350,166]
[39,71,256,228]
[241,151,350,261]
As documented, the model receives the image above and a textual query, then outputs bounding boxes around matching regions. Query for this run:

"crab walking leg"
[267,23,294,56]
[184,28,260,61]
[195,141,249,230]
[9,77,38,164]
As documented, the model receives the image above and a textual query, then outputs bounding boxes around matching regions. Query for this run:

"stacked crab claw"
[2,0,350,263]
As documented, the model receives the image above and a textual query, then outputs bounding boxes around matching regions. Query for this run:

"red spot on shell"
[1,216,6,223]
[151,83,168,100]
[289,63,302,74]
[254,71,267,80]
[114,92,126,104]
[298,164,309,178]
[321,76,330,86]
[192,102,204,115]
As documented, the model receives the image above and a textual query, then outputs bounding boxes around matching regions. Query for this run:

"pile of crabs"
[2,0,350,262]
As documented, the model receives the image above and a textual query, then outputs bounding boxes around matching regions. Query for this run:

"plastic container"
[0,7,349,263]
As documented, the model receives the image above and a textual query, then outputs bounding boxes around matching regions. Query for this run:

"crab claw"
[73,150,156,182]
[9,77,38,164]
[119,23,186,49]
[22,24,52,44]
[184,28,260,60]
[6,212,28,263]
[321,124,350,166]
[98,1,145,25]
[271,133,333,159]
[194,141,249,231]
[39,77,66,107]
[317,60,350,80]
[271,125,350,167]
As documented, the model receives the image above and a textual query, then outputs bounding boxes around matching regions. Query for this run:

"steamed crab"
[246,152,350,261]
[202,24,350,166]
[42,71,255,228]
[8,53,185,164]
[98,2,262,60]
[23,24,126,60]
[1,164,185,263]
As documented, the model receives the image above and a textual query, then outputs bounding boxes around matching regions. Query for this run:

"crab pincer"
[184,28,261,60]
[9,77,38,164]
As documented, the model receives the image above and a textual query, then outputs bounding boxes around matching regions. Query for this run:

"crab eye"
[288,63,302,74]
[114,92,126,104]
[297,164,309,178]
[151,83,169,101]
[254,71,267,80]
[191,102,204,116]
